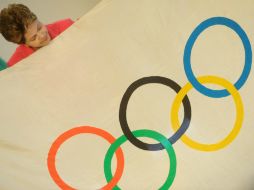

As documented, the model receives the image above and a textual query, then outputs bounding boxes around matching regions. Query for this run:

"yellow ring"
[170,76,244,151]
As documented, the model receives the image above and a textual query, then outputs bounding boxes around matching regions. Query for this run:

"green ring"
[104,129,177,190]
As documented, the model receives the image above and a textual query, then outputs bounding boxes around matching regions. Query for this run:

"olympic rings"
[184,17,252,98]
[47,16,251,189]
[104,129,176,190]
[47,126,124,190]
[171,76,244,151]
[119,76,191,151]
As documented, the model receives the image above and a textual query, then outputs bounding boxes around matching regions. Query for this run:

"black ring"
[119,76,192,151]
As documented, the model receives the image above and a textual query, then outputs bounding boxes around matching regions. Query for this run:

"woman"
[0,4,74,67]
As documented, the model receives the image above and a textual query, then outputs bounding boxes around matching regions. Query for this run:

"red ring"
[47,126,124,190]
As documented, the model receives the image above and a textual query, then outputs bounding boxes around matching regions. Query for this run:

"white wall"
[0,0,101,61]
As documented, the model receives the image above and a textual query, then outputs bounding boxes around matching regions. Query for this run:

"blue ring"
[184,17,252,98]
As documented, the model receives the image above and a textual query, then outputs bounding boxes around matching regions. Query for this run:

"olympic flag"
[0,0,254,189]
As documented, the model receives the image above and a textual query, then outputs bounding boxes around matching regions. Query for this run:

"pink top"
[7,18,74,67]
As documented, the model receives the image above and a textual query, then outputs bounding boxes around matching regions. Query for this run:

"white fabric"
[0,0,254,189]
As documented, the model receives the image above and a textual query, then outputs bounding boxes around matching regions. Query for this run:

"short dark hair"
[0,4,37,44]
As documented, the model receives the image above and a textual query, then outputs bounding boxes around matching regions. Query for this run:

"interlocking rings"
[119,76,191,151]
[171,76,244,151]
[47,16,251,189]
[104,129,176,190]
[184,17,252,98]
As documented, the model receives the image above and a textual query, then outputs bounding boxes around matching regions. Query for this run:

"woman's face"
[24,19,51,48]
